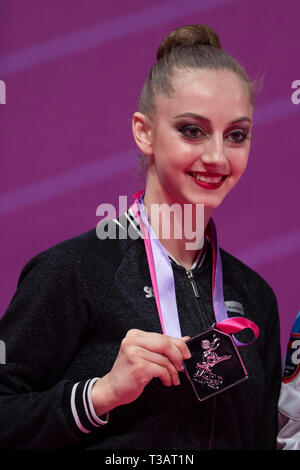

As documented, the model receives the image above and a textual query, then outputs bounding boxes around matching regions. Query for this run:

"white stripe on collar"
[128,206,207,269]
[167,238,207,270]
[125,211,143,237]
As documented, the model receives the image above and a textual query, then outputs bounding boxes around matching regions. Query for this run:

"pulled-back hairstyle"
[139,24,257,118]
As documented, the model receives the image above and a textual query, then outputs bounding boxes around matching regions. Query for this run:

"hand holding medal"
[91,329,191,416]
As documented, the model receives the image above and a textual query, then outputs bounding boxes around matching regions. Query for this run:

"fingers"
[182,335,191,342]
[103,329,193,409]
[145,361,176,387]
[125,329,191,368]
[124,329,191,380]
[137,348,181,386]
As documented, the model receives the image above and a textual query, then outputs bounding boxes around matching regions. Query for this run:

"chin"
[187,193,225,209]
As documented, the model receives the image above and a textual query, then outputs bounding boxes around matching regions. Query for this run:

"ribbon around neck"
[131,191,259,347]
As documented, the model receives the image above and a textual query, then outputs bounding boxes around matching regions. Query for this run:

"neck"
[142,186,212,271]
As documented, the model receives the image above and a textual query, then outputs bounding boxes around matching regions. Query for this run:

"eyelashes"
[178,125,207,139]
[226,130,250,143]
[177,125,250,143]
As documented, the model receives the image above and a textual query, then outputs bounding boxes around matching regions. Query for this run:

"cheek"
[229,152,249,179]
[156,140,188,173]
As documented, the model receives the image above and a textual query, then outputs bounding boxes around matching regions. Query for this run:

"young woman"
[0,24,281,450]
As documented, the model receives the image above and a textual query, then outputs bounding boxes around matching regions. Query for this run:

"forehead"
[154,69,253,122]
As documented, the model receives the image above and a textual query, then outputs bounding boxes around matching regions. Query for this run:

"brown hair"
[139,24,257,118]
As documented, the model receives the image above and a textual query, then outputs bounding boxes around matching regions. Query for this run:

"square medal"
[183,327,248,401]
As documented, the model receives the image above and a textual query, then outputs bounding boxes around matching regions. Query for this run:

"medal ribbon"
[132,191,259,347]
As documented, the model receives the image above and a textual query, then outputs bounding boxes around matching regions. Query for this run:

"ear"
[132,112,153,156]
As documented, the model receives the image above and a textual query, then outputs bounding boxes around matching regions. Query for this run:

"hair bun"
[157,24,222,61]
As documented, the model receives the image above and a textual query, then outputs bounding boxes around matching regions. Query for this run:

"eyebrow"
[173,112,251,125]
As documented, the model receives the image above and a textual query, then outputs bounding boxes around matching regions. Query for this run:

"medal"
[131,191,259,400]
[183,327,248,401]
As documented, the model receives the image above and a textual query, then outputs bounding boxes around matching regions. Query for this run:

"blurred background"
[0,0,299,357]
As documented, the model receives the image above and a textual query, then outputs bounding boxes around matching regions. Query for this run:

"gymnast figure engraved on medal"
[200,335,232,370]
[193,334,232,390]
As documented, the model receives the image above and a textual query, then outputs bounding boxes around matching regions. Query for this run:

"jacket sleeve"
[277,381,300,450]
[254,293,282,449]
[0,249,107,449]
[277,311,300,450]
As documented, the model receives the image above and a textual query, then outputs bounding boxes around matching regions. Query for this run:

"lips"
[188,171,228,189]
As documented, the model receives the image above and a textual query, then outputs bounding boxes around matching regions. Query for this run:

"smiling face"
[134,68,253,216]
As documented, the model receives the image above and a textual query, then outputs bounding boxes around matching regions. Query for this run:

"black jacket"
[0,214,282,449]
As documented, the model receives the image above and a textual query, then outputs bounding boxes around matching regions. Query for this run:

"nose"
[200,134,227,169]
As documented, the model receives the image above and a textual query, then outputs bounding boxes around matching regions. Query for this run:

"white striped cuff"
[70,378,109,434]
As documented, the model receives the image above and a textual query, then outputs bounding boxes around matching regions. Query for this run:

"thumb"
[182,336,191,342]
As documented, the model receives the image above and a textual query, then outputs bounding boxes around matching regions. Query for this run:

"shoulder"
[219,247,277,306]
[18,223,137,289]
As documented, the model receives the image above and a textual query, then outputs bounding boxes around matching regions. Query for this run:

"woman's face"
[144,69,253,211]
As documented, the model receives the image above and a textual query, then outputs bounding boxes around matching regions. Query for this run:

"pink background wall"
[1,0,299,356]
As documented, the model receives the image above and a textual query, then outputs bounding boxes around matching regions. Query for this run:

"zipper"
[186,269,216,449]
[186,269,208,329]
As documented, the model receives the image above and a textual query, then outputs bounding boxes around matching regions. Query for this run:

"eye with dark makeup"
[225,129,250,143]
[177,124,250,144]
[177,125,207,139]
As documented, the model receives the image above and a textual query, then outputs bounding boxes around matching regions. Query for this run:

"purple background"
[0,0,299,356]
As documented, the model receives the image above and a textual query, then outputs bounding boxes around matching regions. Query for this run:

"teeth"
[191,173,223,184]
